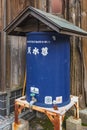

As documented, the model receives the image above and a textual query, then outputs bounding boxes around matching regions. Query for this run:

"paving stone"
[35,124,44,130]
[66,116,82,130]
[82,126,87,130]
[12,118,29,130]
[80,109,87,124]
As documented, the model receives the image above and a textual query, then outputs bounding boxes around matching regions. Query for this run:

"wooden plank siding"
[6,36,26,90]
[81,0,87,106]
[6,0,47,25]
[5,0,48,90]
[0,0,29,91]
[0,0,2,29]
[0,0,87,107]
[67,0,87,108]
[5,0,47,90]
[0,32,1,89]
[0,0,1,89]
[6,0,29,90]
[0,0,6,91]
[6,0,30,25]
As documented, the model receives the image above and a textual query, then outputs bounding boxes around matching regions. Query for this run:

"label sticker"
[45,96,52,104]
[30,87,39,94]
[56,96,62,104]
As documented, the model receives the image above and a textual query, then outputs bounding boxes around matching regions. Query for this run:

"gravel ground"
[29,115,66,130]
[83,126,87,130]
[29,115,87,130]
[29,116,54,130]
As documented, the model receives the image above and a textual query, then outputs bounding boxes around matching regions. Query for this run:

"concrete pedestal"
[66,116,82,130]
[12,118,29,130]
[80,109,87,124]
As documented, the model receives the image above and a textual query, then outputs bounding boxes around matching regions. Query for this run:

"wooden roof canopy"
[4,6,87,37]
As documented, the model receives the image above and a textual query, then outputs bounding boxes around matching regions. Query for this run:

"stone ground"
[83,127,87,130]
[80,109,87,125]
[83,126,87,130]
[29,115,87,130]
[29,115,54,130]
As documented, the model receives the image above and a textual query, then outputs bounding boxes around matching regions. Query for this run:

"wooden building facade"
[0,0,87,116]
[0,0,65,90]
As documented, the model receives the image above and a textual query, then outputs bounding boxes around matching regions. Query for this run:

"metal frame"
[13,95,79,130]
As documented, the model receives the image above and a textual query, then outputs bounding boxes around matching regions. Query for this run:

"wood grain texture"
[81,0,87,105]
[0,0,87,107]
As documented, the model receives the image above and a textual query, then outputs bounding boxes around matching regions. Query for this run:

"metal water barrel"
[26,32,70,108]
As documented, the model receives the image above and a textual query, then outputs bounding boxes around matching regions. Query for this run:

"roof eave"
[60,29,87,37]
[4,7,62,35]
[4,6,87,37]
[4,7,31,34]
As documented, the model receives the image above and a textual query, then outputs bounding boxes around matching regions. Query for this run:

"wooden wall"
[0,0,64,91]
[0,0,29,91]
[0,33,1,89]
[6,0,48,91]
[0,0,2,29]
[7,0,30,25]
[0,0,6,91]
[0,0,48,91]
[6,36,26,90]
[6,0,30,90]
[81,0,87,106]
[0,0,2,90]
[6,0,48,25]
[67,0,87,107]
[0,0,87,107]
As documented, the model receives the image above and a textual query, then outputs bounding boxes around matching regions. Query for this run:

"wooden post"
[0,0,7,91]
[15,102,19,124]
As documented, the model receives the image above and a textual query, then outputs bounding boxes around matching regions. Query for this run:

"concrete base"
[12,118,29,130]
[66,108,87,125]
[80,108,87,124]
[66,116,82,130]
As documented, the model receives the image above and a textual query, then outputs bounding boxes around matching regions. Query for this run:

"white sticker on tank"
[56,96,62,104]
[45,96,52,104]
[30,87,39,94]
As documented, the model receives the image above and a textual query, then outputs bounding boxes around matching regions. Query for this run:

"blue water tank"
[26,32,70,108]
